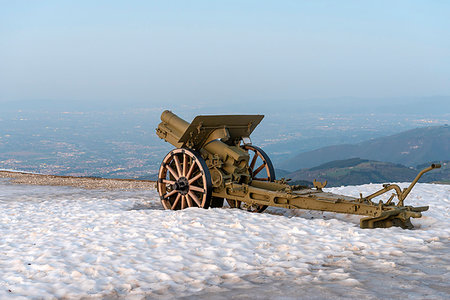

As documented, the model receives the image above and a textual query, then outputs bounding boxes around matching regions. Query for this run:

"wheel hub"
[173,177,189,195]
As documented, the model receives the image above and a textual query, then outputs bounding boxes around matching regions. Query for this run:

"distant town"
[1,100,448,180]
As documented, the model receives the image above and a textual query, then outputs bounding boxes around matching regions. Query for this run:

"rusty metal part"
[155,110,440,229]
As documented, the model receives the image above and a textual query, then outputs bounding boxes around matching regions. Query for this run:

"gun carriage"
[156,110,440,229]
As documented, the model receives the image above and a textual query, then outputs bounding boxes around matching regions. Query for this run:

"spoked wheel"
[244,144,276,181]
[227,145,276,213]
[157,148,212,210]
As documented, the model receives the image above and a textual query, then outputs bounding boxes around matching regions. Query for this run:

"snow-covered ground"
[0,179,448,299]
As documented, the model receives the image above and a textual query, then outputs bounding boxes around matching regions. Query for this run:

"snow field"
[0,180,449,299]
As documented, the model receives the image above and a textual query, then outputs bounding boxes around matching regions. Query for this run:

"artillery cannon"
[156,110,440,229]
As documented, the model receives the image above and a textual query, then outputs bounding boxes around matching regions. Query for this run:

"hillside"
[278,125,450,171]
[285,158,449,187]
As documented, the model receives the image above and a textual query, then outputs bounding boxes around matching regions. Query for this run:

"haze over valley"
[1,98,448,184]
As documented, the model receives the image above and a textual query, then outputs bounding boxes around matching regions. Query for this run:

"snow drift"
[0,179,448,299]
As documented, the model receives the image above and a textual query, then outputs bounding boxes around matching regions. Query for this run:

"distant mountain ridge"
[278,125,449,171]
[286,158,449,187]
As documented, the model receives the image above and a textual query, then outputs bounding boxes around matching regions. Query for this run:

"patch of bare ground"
[0,171,155,190]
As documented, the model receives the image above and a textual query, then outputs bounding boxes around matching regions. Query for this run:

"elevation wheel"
[157,148,212,210]
[227,145,276,213]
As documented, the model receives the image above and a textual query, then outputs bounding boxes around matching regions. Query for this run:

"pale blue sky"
[1,1,449,104]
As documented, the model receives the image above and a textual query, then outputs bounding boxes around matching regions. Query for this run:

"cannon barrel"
[161,110,190,135]
[156,110,190,148]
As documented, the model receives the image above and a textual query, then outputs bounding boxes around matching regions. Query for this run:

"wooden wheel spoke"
[163,189,178,199]
[186,161,196,179]
[253,162,266,176]
[185,194,194,207]
[189,172,203,184]
[171,194,182,209]
[189,185,205,193]
[166,165,179,180]
[182,153,187,177]
[173,155,182,177]
[162,179,176,185]
[181,195,187,209]
[188,191,202,206]
[249,152,258,170]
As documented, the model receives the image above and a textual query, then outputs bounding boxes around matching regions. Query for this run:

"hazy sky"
[1,1,449,104]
